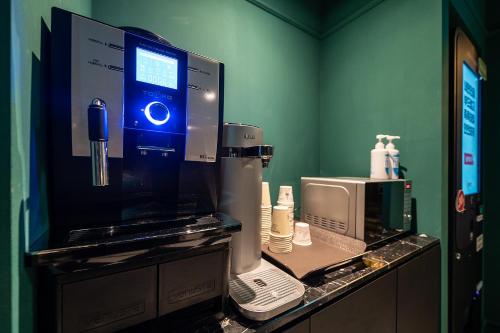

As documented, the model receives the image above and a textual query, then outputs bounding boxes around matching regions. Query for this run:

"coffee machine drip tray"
[26,213,240,268]
[229,259,305,321]
[64,214,227,246]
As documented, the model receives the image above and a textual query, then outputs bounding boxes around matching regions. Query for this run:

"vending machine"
[449,27,484,333]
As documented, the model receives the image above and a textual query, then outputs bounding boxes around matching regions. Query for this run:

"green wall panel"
[318,0,446,330]
[9,1,91,332]
[92,0,320,206]
[9,1,497,332]
[321,0,384,37]
[246,0,322,36]
[320,0,444,236]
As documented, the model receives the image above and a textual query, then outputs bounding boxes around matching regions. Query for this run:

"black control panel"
[124,33,188,135]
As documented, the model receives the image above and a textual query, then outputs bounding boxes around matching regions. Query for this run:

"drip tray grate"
[229,259,305,321]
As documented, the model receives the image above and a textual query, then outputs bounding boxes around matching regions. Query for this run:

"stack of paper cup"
[269,205,293,253]
[277,185,294,233]
[261,182,272,244]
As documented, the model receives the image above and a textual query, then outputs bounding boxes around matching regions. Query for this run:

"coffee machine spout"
[241,145,274,168]
[258,145,273,168]
[87,98,109,187]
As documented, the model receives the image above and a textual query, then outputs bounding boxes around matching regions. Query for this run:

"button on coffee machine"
[144,101,170,125]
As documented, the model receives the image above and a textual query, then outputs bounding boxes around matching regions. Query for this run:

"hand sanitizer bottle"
[386,136,400,179]
[370,134,389,179]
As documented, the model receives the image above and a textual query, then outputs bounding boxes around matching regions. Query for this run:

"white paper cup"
[278,185,294,203]
[277,200,294,229]
[262,182,272,206]
[271,205,291,235]
[292,222,312,246]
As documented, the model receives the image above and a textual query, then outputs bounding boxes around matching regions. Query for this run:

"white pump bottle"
[386,136,400,179]
[370,134,389,179]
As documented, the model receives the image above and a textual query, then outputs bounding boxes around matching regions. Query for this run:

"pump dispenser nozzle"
[386,135,401,179]
[375,134,387,149]
[386,135,400,150]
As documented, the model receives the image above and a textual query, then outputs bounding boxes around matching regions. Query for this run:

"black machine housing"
[48,8,224,245]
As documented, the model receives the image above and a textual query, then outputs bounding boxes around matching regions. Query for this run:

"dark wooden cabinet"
[311,270,397,333]
[397,245,440,333]
[61,266,157,333]
[283,319,310,333]
[307,245,440,333]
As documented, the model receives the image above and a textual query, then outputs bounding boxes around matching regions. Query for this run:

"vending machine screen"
[462,62,480,195]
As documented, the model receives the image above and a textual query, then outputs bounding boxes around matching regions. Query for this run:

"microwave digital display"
[136,47,178,89]
[462,62,480,196]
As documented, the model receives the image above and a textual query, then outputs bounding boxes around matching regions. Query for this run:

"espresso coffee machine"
[220,123,305,321]
[39,8,242,332]
[49,8,226,244]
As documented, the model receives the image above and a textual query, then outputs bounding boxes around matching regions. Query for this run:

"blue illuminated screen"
[136,47,178,89]
[462,62,480,195]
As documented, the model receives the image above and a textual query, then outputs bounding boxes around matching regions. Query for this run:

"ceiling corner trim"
[320,0,385,39]
[245,0,322,39]
[462,0,488,36]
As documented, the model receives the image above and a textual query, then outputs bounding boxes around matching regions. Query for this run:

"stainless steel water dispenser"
[220,123,305,321]
[219,123,273,274]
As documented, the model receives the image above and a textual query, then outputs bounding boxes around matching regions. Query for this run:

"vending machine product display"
[450,27,484,333]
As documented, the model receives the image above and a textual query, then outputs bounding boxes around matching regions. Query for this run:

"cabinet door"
[61,266,157,333]
[311,270,397,333]
[283,318,310,333]
[158,251,224,316]
[397,245,440,333]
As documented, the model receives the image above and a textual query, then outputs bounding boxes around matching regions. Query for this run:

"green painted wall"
[247,0,322,36]
[6,1,497,332]
[318,0,447,330]
[92,0,321,206]
[321,0,384,36]
[9,1,91,332]
[320,0,444,237]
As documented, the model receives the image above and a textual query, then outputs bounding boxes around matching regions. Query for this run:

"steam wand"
[88,98,109,187]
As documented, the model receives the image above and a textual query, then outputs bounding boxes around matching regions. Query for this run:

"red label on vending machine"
[456,189,465,213]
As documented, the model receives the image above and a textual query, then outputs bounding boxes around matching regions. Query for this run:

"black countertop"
[195,235,439,333]
[26,218,438,333]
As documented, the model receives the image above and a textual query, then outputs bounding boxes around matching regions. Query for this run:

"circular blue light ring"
[144,101,170,125]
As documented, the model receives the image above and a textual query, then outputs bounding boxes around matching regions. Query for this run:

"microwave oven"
[301,177,412,245]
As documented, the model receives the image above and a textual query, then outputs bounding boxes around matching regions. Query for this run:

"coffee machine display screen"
[136,47,178,89]
[462,62,480,196]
